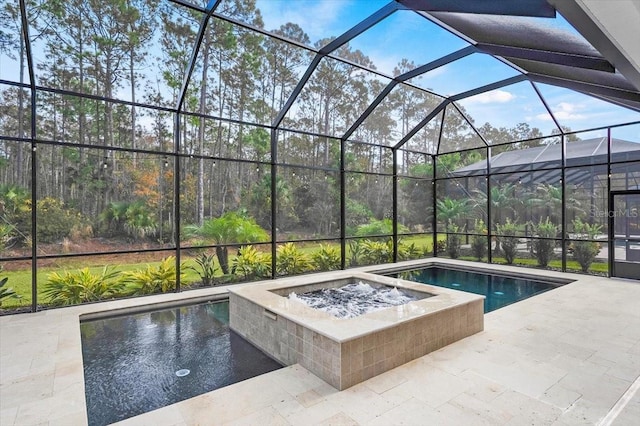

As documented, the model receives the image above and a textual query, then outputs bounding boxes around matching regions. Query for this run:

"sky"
[0,0,638,142]
[255,0,640,141]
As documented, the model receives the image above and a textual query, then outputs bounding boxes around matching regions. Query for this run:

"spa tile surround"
[229,272,484,390]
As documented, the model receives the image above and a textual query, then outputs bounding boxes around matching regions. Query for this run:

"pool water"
[80,301,282,426]
[390,266,567,313]
[289,281,422,319]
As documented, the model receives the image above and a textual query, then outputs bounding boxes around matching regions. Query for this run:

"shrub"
[496,219,520,265]
[347,240,363,266]
[276,243,311,276]
[122,257,184,295]
[311,244,341,271]
[123,201,158,239]
[355,218,409,240]
[36,197,87,243]
[232,245,272,280]
[572,219,602,272]
[43,266,123,306]
[471,219,488,260]
[99,201,157,240]
[360,239,393,264]
[531,217,558,268]
[398,240,423,261]
[0,184,30,244]
[435,239,446,255]
[445,222,463,259]
[188,252,218,286]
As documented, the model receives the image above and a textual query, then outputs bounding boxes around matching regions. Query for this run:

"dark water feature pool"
[389,266,570,313]
[80,301,282,426]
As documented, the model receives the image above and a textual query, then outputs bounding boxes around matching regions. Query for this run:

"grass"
[1,236,607,310]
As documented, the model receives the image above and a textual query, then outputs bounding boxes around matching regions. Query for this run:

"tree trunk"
[216,246,229,275]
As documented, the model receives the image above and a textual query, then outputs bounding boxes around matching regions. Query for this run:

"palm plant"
[436,197,468,226]
[528,183,583,224]
[473,183,520,225]
[186,211,269,274]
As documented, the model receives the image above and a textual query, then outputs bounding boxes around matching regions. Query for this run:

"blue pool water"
[389,266,569,313]
[80,301,282,426]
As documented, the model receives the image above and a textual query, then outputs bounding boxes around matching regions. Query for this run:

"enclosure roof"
[453,137,640,181]
[6,0,639,153]
[260,0,640,149]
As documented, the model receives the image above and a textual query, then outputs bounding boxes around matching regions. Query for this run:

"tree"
[186,211,269,275]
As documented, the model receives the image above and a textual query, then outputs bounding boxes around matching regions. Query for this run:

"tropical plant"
[123,201,158,239]
[531,217,558,267]
[572,219,603,272]
[436,197,468,226]
[473,183,520,224]
[188,252,218,286]
[122,257,184,295]
[185,211,269,275]
[360,239,393,264]
[232,245,272,280]
[495,219,520,264]
[311,244,341,271]
[347,239,364,267]
[0,266,20,306]
[397,240,423,261]
[99,201,158,239]
[471,219,488,260]
[445,222,463,259]
[528,183,584,224]
[276,242,311,276]
[43,266,123,306]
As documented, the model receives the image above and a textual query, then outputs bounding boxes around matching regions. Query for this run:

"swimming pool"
[80,301,282,426]
[388,266,571,313]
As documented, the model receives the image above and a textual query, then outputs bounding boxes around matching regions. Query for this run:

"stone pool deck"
[1,259,639,425]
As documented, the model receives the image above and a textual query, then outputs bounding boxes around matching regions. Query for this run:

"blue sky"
[1,0,638,142]
[257,0,640,141]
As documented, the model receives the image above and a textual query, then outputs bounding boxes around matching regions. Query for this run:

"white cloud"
[464,89,515,104]
[535,101,587,121]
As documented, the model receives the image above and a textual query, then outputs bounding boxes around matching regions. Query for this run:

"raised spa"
[229,272,484,390]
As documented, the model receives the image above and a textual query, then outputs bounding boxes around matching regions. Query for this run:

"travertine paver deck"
[1,259,639,425]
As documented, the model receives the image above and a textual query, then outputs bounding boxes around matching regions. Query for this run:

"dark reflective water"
[391,267,564,313]
[80,301,282,426]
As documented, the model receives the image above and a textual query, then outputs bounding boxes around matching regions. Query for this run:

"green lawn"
[1,235,606,310]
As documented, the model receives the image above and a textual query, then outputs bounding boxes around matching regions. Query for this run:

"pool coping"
[0,258,624,425]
